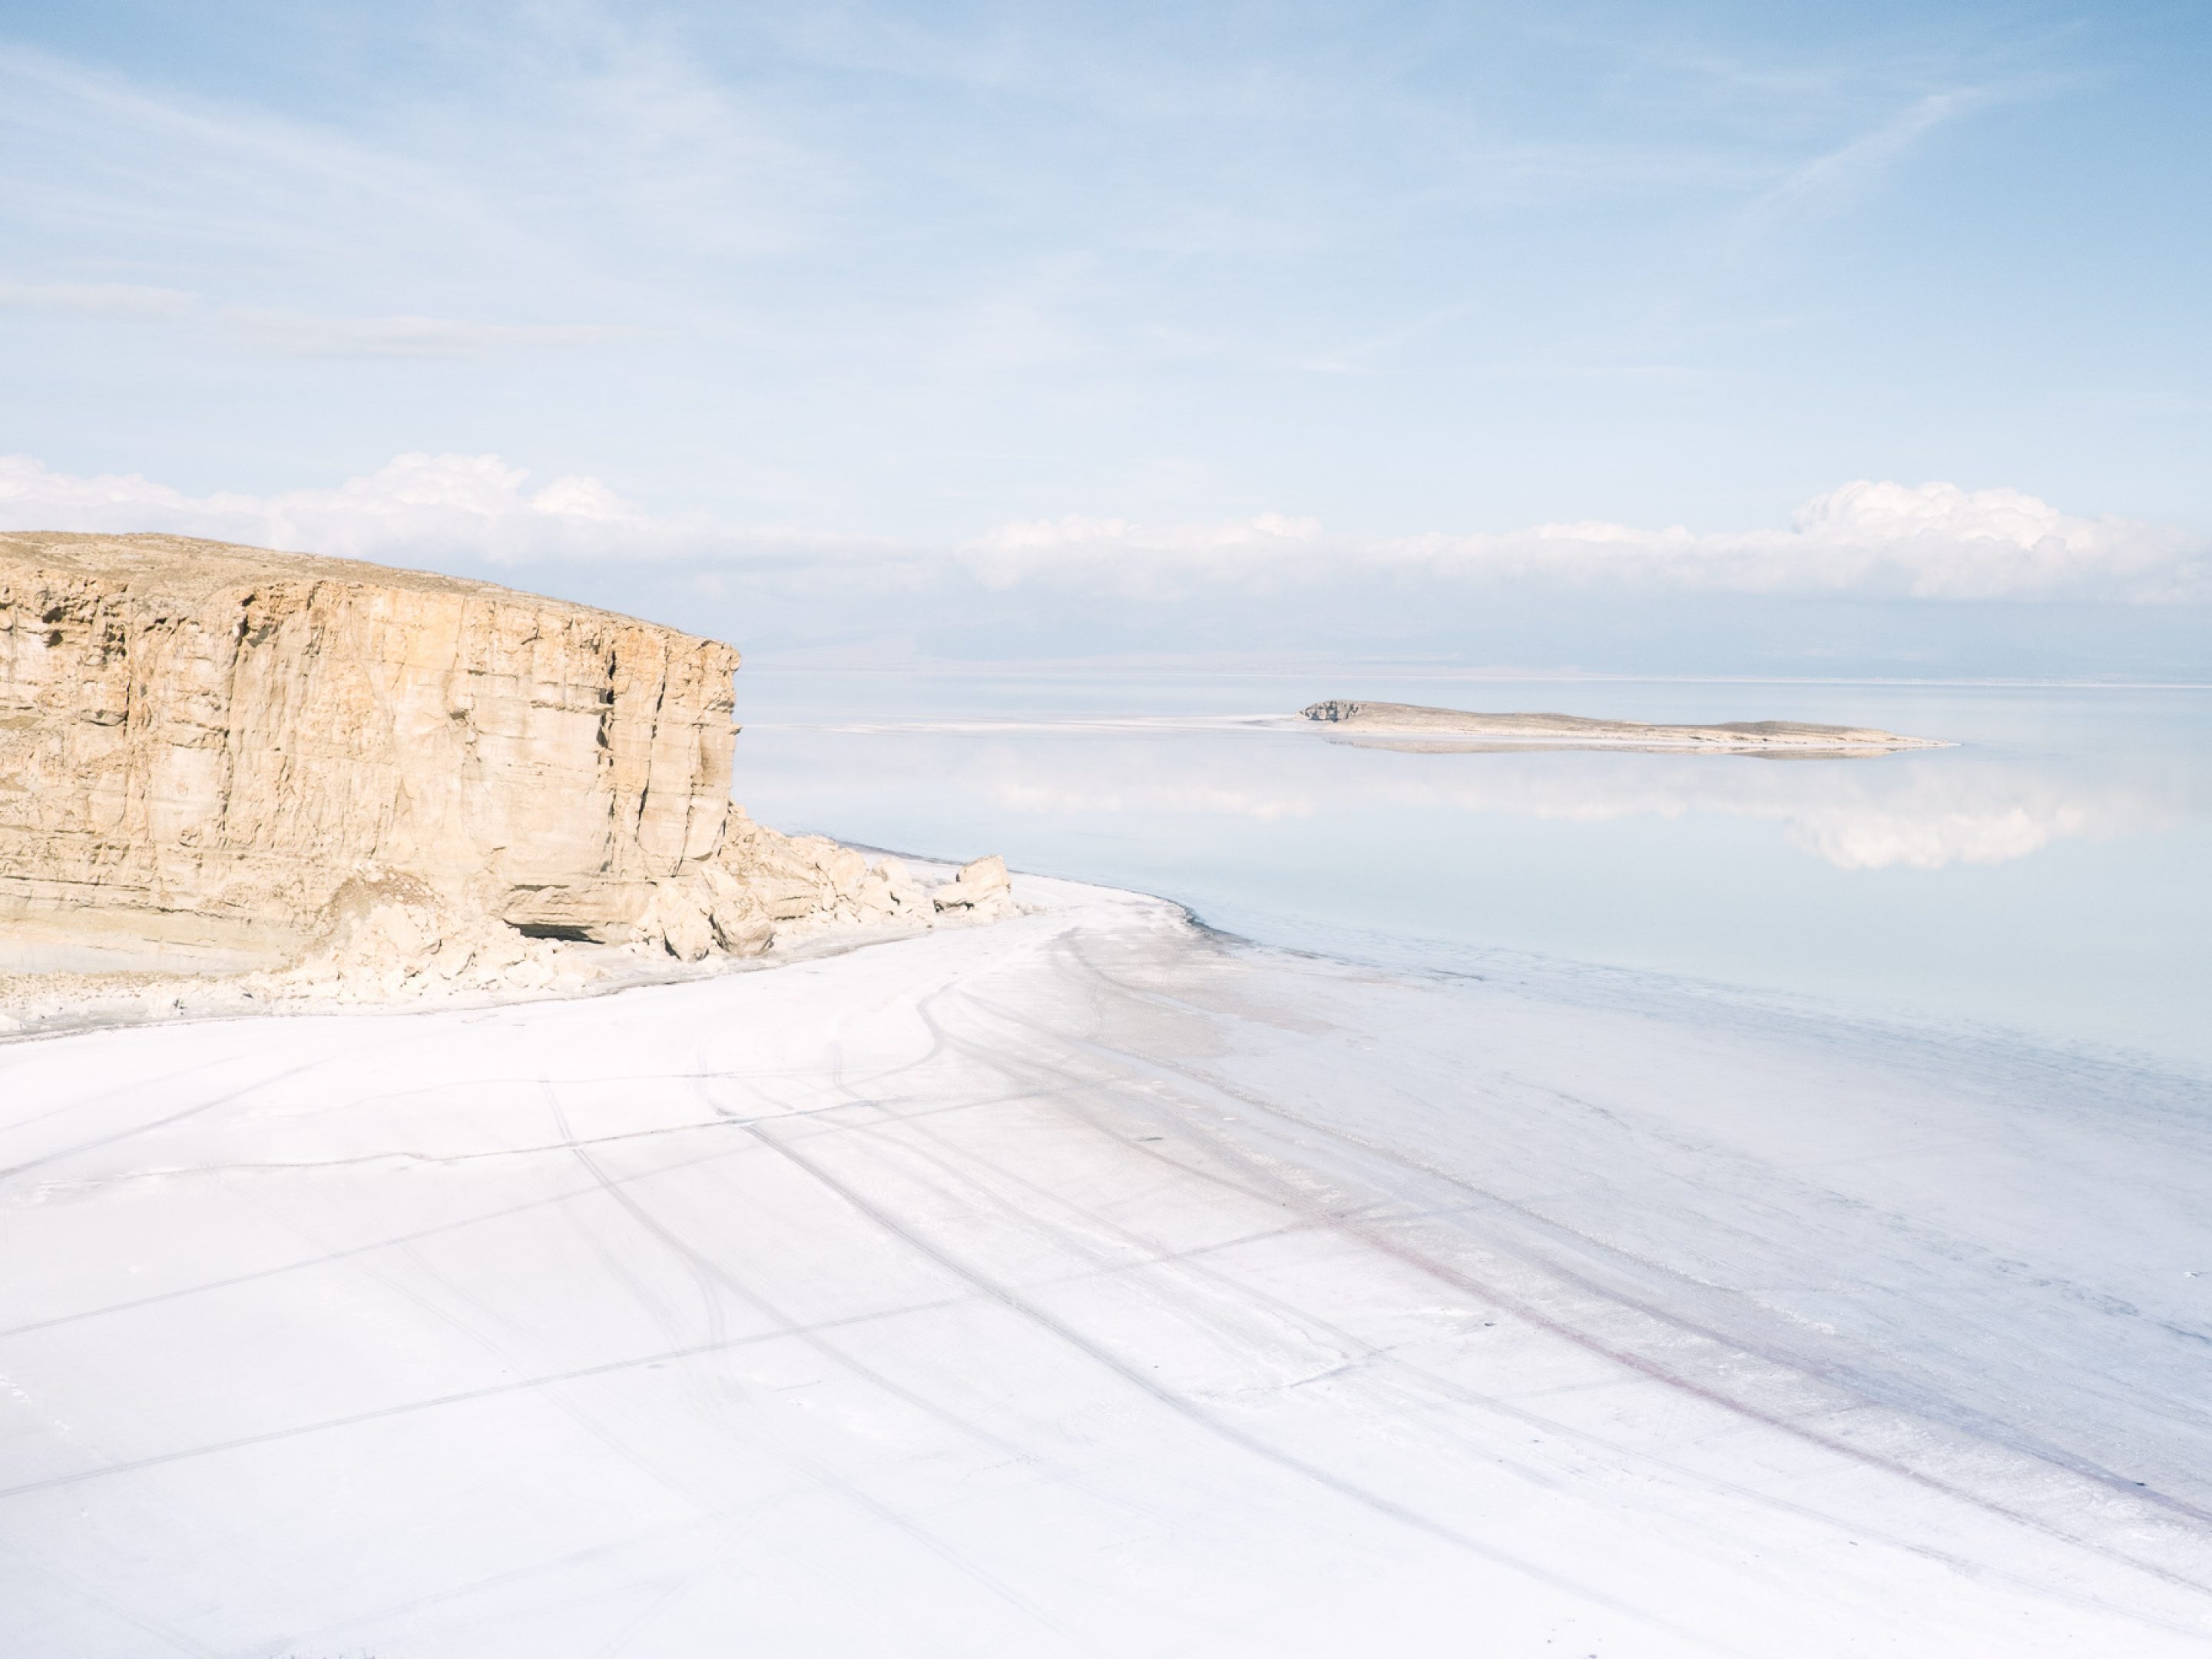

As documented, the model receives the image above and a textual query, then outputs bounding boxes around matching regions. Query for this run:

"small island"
[1300,699,1946,755]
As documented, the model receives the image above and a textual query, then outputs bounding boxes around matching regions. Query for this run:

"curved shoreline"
[2,873,2207,1653]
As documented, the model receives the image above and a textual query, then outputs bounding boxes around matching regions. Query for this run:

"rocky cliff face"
[0,531,751,966]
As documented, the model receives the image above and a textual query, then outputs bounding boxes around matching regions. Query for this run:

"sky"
[2,1,2207,673]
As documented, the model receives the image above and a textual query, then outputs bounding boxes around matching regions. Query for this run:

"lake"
[730,668,2212,1075]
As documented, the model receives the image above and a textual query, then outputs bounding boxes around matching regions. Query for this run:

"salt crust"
[2,873,2206,1654]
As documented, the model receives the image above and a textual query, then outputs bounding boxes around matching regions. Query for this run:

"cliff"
[0,531,1004,982]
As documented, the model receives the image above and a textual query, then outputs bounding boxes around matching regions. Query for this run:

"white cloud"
[1,453,2203,604]
[962,481,2207,603]
[1460,763,2152,873]
[0,453,717,563]
[1783,801,2081,870]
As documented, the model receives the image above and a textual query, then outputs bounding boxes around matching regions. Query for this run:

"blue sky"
[2,2,2207,669]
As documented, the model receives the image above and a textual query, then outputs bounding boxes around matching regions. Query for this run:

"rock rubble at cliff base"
[0,842,1018,1036]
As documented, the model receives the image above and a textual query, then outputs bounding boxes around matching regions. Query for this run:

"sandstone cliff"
[0,531,1009,986]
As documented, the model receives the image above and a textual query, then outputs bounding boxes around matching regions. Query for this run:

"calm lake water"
[730,669,2212,1075]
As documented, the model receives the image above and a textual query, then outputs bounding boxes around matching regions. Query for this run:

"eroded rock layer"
[2,531,743,964]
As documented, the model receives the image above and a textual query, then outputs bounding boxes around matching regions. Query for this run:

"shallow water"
[730,668,2212,1073]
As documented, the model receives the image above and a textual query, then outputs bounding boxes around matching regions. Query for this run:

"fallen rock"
[932,855,1015,921]
[851,856,932,925]
[639,880,717,964]
[960,855,1011,894]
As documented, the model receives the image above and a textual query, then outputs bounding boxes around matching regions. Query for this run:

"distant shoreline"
[1300,699,1948,755]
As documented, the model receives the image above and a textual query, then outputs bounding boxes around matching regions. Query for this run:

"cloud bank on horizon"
[4,452,2203,607]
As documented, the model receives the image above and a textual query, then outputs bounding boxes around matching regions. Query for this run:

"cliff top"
[1,530,718,648]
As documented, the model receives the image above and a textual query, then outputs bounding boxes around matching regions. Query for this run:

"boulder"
[958,855,1010,894]
[640,881,717,963]
[932,856,1015,920]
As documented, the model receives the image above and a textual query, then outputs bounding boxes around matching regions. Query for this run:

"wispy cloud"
[0,31,826,321]
[0,280,196,318]
[0,47,482,254]
[1750,87,1996,222]
[0,281,636,358]
[224,310,642,358]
